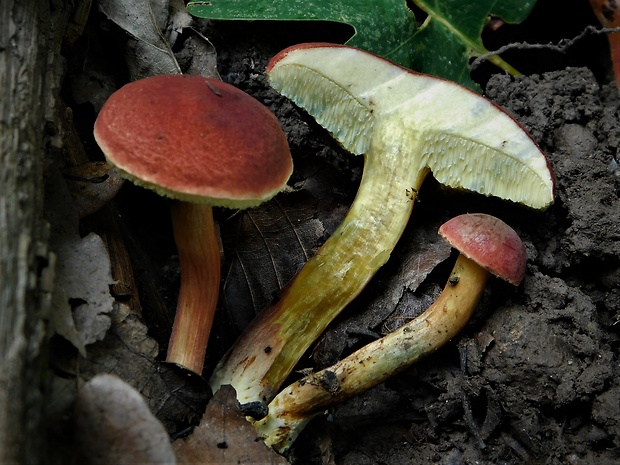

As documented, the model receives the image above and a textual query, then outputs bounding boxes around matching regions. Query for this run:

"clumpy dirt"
[59,3,620,465]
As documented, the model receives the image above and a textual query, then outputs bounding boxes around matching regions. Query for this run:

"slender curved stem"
[210,123,429,404]
[256,253,489,451]
[166,201,221,374]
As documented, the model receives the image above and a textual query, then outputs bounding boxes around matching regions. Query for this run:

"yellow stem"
[210,121,429,404]
[257,253,489,451]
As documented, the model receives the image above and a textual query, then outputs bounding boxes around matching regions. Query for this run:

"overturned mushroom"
[255,213,527,451]
[210,43,554,405]
[94,74,292,374]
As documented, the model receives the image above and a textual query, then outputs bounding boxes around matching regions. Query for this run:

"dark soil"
[59,1,620,464]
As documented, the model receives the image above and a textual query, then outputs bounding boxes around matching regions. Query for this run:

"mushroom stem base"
[166,201,221,374]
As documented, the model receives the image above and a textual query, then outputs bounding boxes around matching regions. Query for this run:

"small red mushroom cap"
[438,213,526,286]
[94,75,293,209]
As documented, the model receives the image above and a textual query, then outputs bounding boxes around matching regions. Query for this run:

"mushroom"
[210,43,554,405]
[93,74,293,374]
[254,213,527,451]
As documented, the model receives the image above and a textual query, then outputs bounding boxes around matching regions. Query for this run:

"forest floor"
[48,1,620,464]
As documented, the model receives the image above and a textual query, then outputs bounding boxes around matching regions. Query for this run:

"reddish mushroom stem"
[166,202,220,374]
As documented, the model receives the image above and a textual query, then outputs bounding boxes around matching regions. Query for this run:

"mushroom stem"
[166,201,221,374]
[255,253,489,452]
[211,124,430,404]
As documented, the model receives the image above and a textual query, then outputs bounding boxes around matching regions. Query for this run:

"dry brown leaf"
[97,0,182,79]
[221,190,325,332]
[76,302,210,431]
[168,0,219,78]
[46,166,116,355]
[174,385,290,465]
[63,161,126,218]
[46,301,211,461]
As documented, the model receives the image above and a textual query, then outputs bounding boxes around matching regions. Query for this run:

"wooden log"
[0,1,72,463]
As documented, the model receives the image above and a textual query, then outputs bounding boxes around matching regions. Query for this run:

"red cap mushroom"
[253,213,526,451]
[94,74,293,374]
[438,213,526,286]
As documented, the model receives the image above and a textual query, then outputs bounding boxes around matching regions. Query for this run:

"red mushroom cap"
[94,75,293,209]
[438,213,526,286]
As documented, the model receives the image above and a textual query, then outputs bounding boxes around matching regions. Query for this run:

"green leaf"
[187,0,417,64]
[187,0,537,89]
[408,0,537,88]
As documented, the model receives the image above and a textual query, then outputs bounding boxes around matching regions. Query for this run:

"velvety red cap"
[94,75,293,208]
[438,213,526,286]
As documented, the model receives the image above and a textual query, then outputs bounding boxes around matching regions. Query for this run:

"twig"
[470,25,620,71]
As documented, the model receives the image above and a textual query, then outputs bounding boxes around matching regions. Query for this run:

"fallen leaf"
[174,385,290,465]
[409,0,537,88]
[169,0,220,78]
[97,0,182,79]
[63,161,125,218]
[47,300,211,455]
[220,189,325,332]
[77,302,210,431]
[169,0,194,47]
[46,165,116,355]
[174,27,220,78]
[187,0,537,89]
[72,0,218,112]
[75,374,177,465]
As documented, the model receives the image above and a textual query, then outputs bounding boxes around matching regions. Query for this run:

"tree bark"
[0,1,71,463]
